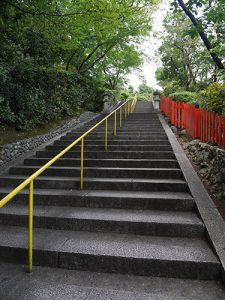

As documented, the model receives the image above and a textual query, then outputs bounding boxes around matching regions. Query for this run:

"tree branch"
[177,0,224,69]
[66,50,78,71]
[84,44,115,72]
[78,42,104,72]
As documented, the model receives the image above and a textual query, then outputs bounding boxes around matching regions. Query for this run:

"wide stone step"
[36,150,175,159]
[0,205,204,238]
[0,225,219,279]
[24,158,179,168]
[0,188,194,210]
[9,166,183,179]
[54,139,171,146]
[0,175,188,192]
[60,135,169,141]
[63,133,168,140]
[45,145,173,152]
[67,130,166,136]
[1,262,224,300]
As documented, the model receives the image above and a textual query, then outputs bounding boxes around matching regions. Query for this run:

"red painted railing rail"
[160,96,225,148]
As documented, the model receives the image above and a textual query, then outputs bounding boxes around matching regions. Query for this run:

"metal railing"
[0,95,137,273]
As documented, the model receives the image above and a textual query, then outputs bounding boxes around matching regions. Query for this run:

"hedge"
[0,63,102,130]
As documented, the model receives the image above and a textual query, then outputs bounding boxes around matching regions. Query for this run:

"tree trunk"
[177,0,224,69]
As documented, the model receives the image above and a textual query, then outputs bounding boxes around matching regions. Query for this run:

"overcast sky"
[126,1,170,90]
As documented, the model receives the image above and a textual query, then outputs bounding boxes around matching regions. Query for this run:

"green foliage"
[137,93,152,101]
[173,0,225,66]
[200,83,225,114]
[0,64,100,130]
[138,80,154,95]
[120,91,129,101]
[161,81,183,96]
[156,12,215,92]
[0,0,158,132]
[169,91,200,104]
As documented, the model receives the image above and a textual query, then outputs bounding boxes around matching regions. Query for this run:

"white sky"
[126,1,170,90]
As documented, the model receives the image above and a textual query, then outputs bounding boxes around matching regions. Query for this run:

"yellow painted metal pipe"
[80,138,84,190]
[114,111,117,136]
[28,180,33,273]
[120,107,122,128]
[105,118,108,151]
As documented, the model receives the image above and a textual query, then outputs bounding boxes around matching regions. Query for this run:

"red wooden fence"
[160,96,225,148]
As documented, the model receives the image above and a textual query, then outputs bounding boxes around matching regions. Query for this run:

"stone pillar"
[153,94,160,111]
[102,92,112,113]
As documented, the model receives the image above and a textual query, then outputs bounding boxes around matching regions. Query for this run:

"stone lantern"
[153,90,161,111]
[102,91,112,113]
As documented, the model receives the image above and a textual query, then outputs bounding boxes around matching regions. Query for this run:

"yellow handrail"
[0,96,137,273]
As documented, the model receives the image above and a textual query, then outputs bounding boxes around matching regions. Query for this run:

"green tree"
[156,12,215,91]
[138,80,154,94]
[173,0,225,71]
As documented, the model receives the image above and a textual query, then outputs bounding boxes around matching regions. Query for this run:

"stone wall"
[185,140,225,199]
[0,111,98,168]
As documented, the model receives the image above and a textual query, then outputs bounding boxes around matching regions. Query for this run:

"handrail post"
[105,118,108,151]
[128,102,130,115]
[120,107,122,128]
[125,103,127,120]
[28,180,33,273]
[80,138,84,190]
[114,111,117,136]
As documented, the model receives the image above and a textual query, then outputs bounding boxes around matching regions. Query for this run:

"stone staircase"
[0,102,221,284]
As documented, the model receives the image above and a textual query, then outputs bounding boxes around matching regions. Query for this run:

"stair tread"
[0,175,186,183]
[0,205,203,226]
[11,166,181,171]
[0,262,224,300]
[0,188,193,199]
[25,158,178,162]
[0,225,219,264]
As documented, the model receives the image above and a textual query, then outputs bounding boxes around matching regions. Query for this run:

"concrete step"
[0,175,188,192]
[0,205,205,238]
[24,158,179,168]
[67,130,166,136]
[45,145,173,152]
[1,262,224,300]
[0,188,195,211]
[60,135,169,141]
[63,133,168,140]
[0,225,220,279]
[53,139,171,146]
[9,166,183,179]
[36,150,175,159]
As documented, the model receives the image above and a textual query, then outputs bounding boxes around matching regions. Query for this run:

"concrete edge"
[0,112,102,176]
[158,113,225,282]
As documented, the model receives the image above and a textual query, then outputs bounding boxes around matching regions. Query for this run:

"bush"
[0,64,100,130]
[137,93,152,101]
[200,83,225,114]
[162,81,182,96]
[169,91,200,104]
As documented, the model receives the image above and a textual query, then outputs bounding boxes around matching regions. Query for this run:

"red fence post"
[223,116,225,148]
[194,107,200,138]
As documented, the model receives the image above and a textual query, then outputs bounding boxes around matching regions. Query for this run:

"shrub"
[137,93,152,101]
[0,64,100,130]
[200,83,225,114]
[169,91,200,104]
[162,81,182,96]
